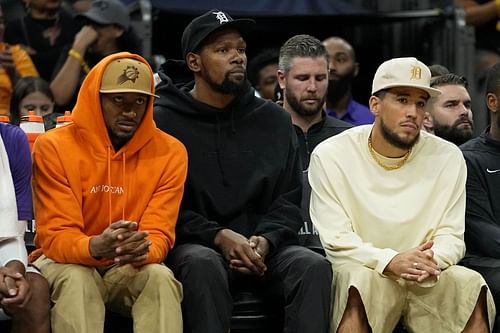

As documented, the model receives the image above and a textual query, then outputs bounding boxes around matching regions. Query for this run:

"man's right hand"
[0,46,18,81]
[214,229,267,276]
[72,25,98,53]
[384,240,441,283]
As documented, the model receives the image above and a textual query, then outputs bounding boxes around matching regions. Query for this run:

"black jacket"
[294,112,352,170]
[460,129,500,264]
[294,112,351,250]
[153,66,302,251]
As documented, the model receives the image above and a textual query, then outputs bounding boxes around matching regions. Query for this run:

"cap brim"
[187,18,255,57]
[373,84,442,98]
[99,88,159,98]
[77,12,108,24]
[211,18,256,36]
[77,12,128,29]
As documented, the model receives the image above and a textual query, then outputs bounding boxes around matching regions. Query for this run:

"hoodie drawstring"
[106,146,127,225]
[122,152,126,221]
[215,112,228,186]
[230,108,236,135]
[107,146,112,225]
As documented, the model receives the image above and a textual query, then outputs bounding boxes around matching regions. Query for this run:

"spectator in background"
[65,0,93,14]
[50,0,141,111]
[427,73,474,145]
[309,57,495,333]
[460,62,500,333]
[322,36,374,125]
[424,64,451,133]
[248,48,279,101]
[10,76,56,130]
[5,0,79,82]
[428,64,450,77]
[454,0,500,82]
[277,34,351,250]
[30,52,187,332]
[278,35,351,168]
[0,122,50,333]
[154,9,332,333]
[0,6,39,116]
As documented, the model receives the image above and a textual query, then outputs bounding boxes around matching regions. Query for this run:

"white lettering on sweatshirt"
[90,185,124,195]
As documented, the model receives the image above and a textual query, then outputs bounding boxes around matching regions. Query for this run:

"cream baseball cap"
[371,57,441,98]
[100,58,159,98]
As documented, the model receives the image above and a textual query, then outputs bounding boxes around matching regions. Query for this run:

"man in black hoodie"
[460,62,500,333]
[153,9,332,333]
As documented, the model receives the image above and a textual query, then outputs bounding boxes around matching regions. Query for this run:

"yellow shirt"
[309,125,466,273]
[0,44,39,115]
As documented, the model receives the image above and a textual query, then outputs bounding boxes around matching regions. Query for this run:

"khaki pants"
[332,262,496,333]
[34,255,183,333]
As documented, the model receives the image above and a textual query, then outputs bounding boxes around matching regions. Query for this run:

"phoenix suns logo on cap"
[117,65,140,85]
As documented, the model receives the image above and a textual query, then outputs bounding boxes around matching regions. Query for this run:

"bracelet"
[68,48,90,74]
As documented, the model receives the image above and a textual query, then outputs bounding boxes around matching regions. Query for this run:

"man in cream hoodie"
[309,57,495,333]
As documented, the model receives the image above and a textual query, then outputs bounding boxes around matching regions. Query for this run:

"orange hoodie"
[30,52,188,267]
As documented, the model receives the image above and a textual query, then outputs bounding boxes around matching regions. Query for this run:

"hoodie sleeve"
[32,134,109,266]
[254,125,303,250]
[137,141,188,265]
[430,154,467,269]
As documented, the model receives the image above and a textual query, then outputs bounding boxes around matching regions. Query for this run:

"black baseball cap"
[77,0,130,30]
[181,9,255,60]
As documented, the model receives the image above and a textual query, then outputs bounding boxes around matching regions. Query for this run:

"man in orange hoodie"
[29,52,188,333]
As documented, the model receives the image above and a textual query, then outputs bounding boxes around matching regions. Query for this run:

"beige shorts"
[332,262,496,333]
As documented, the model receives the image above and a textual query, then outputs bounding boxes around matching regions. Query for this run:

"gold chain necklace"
[367,135,411,171]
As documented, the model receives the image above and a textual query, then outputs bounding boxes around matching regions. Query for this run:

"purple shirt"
[326,98,374,126]
[0,123,33,220]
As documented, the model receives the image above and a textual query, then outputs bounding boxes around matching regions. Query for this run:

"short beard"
[205,70,251,97]
[434,123,473,146]
[327,70,355,103]
[285,90,325,118]
[380,118,420,150]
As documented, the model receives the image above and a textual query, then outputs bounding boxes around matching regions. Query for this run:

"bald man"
[322,37,374,125]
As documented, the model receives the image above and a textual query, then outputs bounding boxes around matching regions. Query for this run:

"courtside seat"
[230,288,283,333]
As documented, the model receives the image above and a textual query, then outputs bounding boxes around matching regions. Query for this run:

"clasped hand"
[89,220,151,265]
[0,263,31,313]
[214,229,269,276]
[384,240,441,283]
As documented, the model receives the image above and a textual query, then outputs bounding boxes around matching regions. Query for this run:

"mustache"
[400,121,418,129]
[453,116,473,128]
[301,94,320,101]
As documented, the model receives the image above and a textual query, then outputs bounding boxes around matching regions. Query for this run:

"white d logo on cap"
[213,11,229,24]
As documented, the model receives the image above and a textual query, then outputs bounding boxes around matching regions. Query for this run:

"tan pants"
[34,255,183,333]
[332,262,496,333]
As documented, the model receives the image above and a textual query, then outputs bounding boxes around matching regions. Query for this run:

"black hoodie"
[153,64,302,251]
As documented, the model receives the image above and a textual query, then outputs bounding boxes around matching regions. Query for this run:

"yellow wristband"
[496,0,500,17]
[68,48,84,62]
[68,48,90,74]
